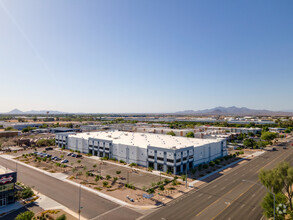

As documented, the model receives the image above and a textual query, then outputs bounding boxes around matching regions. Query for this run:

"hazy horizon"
[1,0,293,113]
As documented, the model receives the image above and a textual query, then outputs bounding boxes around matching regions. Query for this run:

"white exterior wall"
[210,142,222,161]
[68,137,89,153]
[112,144,147,166]
[112,144,127,161]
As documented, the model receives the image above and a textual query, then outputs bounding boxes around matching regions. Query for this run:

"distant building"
[2,123,41,130]
[0,131,19,138]
[0,166,17,207]
[55,131,227,174]
[269,127,286,133]
[50,127,80,134]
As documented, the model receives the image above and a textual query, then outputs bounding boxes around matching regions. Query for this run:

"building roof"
[0,165,13,175]
[68,131,224,150]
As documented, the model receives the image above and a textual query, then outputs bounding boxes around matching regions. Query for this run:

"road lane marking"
[195,183,244,217]
[211,183,256,219]
[90,205,123,220]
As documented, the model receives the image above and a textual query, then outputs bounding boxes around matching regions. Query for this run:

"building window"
[167,159,174,163]
[157,157,164,161]
[148,155,155,159]
[176,158,181,163]
[0,183,14,192]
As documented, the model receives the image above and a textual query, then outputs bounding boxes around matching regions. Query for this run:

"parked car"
[76,154,82,158]
[61,159,68,163]
[45,147,53,151]
[67,153,73,156]
[272,147,277,151]
[33,152,38,155]
[52,157,60,161]
[71,154,77,157]
[46,154,52,158]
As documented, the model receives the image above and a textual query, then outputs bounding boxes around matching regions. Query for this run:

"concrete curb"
[0,154,157,210]
[56,148,173,180]
[189,151,265,186]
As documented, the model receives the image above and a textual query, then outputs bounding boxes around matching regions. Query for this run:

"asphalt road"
[0,157,142,220]
[142,139,293,220]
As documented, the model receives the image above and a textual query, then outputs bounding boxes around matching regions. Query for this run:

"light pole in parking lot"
[127,170,130,184]
[242,179,275,220]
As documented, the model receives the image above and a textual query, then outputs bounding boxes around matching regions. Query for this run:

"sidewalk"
[0,202,23,216]
[0,154,157,210]
[34,191,86,220]
[189,151,265,187]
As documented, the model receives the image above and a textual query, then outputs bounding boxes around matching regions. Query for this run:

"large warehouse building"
[56,131,227,174]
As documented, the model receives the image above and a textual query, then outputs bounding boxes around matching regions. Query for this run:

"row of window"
[0,183,14,192]
[148,155,194,163]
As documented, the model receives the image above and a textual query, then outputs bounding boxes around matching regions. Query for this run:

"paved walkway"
[189,151,265,186]
[0,202,22,216]
[0,154,157,210]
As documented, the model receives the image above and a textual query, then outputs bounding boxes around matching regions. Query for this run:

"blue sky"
[0,0,292,113]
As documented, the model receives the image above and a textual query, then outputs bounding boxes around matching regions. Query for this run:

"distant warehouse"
[55,131,227,174]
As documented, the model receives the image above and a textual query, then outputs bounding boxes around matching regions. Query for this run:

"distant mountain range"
[175,106,293,116]
[4,109,66,115]
[2,106,293,116]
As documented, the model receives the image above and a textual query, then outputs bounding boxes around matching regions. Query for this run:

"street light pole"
[127,171,129,184]
[78,184,81,220]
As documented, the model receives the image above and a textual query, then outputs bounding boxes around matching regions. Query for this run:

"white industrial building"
[55,131,227,174]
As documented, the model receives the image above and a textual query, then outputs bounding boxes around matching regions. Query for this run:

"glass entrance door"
[0,196,7,207]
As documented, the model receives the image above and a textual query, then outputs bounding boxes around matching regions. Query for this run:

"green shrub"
[159,185,165,191]
[125,183,136,189]
[106,175,111,180]
[56,214,67,220]
[21,186,34,199]
[203,164,209,169]
[147,188,155,194]
[164,178,170,184]
[15,211,34,220]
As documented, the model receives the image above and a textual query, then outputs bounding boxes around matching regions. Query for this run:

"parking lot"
[12,147,166,189]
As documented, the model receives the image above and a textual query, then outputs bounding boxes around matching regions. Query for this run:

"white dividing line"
[221,186,226,190]
[208,195,212,199]
[252,193,255,198]
[90,205,123,220]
